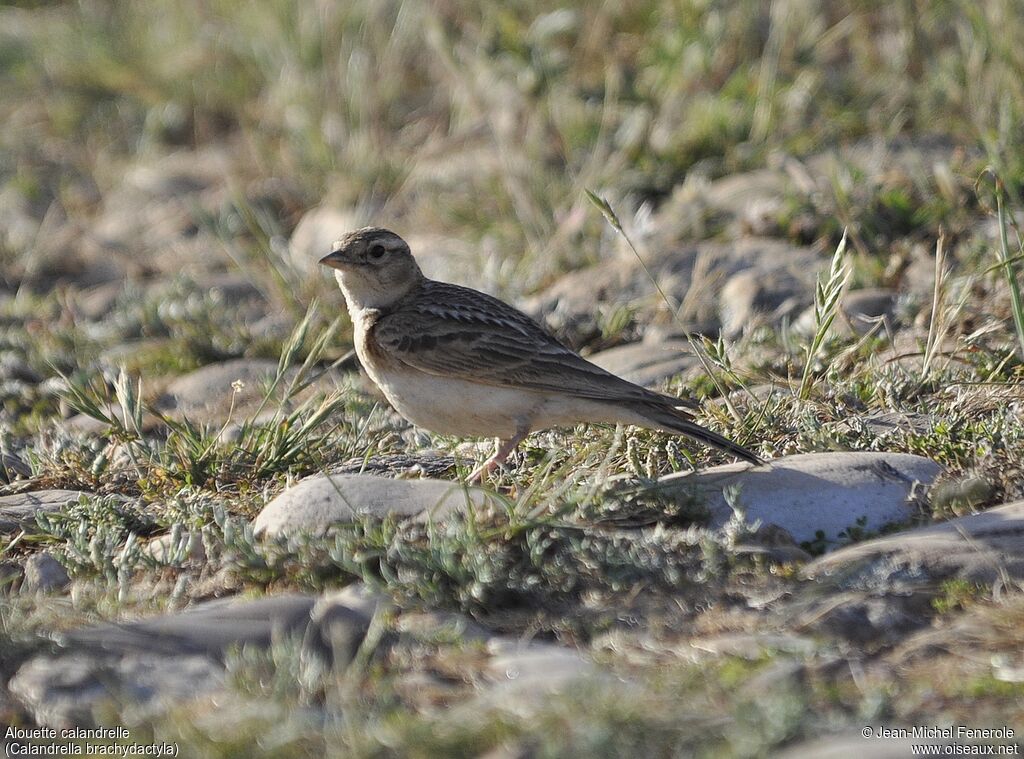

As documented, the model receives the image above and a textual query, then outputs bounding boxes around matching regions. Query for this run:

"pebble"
[586,339,696,387]
[644,452,942,546]
[253,474,490,539]
[0,490,92,535]
[61,593,319,659]
[155,358,280,422]
[802,499,1024,589]
[22,553,70,593]
[9,652,224,728]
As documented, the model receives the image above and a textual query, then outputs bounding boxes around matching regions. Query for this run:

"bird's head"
[320,227,423,310]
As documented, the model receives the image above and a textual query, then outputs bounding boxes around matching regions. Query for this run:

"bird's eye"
[367,244,386,260]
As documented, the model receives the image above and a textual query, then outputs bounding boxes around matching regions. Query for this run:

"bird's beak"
[319,246,348,270]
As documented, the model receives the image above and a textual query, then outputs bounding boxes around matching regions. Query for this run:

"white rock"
[22,553,70,593]
[10,652,224,728]
[719,266,807,338]
[687,632,819,660]
[313,582,389,619]
[396,610,493,643]
[794,287,898,337]
[524,237,820,346]
[142,530,207,564]
[0,490,91,535]
[587,339,696,388]
[651,452,942,546]
[157,358,279,417]
[803,499,1024,586]
[157,354,276,407]
[253,474,490,538]
[481,640,602,716]
[63,593,319,658]
[485,640,595,690]
[303,591,374,667]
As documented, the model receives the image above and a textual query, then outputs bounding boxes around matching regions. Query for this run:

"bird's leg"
[467,422,530,484]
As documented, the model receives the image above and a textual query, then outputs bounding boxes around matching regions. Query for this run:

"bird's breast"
[350,308,398,381]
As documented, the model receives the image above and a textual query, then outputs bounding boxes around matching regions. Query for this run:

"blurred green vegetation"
[3,0,1024,277]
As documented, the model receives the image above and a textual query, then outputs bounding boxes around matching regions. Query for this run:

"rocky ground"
[3,2,1024,757]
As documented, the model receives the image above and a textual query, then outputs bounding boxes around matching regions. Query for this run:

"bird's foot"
[467,451,521,483]
[465,427,530,485]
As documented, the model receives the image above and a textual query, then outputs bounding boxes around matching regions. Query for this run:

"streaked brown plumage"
[320,226,762,480]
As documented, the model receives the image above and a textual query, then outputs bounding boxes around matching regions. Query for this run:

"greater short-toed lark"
[321,227,762,480]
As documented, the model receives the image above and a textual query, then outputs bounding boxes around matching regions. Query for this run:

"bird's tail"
[636,403,763,466]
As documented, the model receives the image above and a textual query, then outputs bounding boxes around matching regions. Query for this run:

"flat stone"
[253,474,489,539]
[141,530,207,564]
[586,339,696,387]
[62,593,318,659]
[481,640,602,715]
[802,500,1024,589]
[705,168,791,218]
[687,632,818,660]
[790,590,932,646]
[9,652,224,728]
[719,266,810,338]
[652,168,793,241]
[314,582,390,619]
[485,641,595,688]
[840,287,897,334]
[396,610,494,643]
[73,280,123,320]
[804,135,970,187]
[0,490,91,535]
[830,411,935,438]
[302,592,374,667]
[87,148,233,273]
[525,238,820,346]
[332,452,456,478]
[22,553,70,593]
[153,358,343,426]
[0,452,31,483]
[154,358,280,422]
[644,452,942,546]
[794,287,898,338]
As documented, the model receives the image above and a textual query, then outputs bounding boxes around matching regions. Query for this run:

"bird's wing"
[373,281,698,410]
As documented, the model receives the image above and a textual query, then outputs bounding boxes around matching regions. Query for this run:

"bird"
[320,227,762,481]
